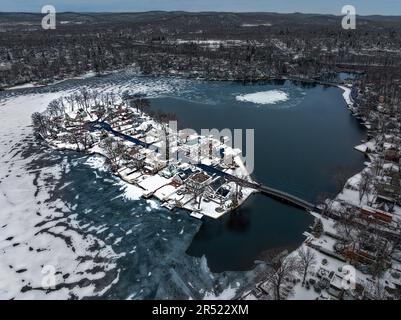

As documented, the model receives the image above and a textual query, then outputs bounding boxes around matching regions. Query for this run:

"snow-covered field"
[236,90,289,105]
[0,94,120,299]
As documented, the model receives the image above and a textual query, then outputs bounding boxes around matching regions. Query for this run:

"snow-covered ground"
[355,140,376,153]
[5,83,45,90]
[0,94,120,299]
[338,85,354,108]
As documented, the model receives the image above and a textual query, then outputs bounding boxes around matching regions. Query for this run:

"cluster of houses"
[46,94,255,220]
[303,90,401,299]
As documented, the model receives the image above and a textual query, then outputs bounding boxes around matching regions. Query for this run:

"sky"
[1,0,401,16]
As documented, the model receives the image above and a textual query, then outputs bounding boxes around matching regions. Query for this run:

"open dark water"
[150,79,366,272]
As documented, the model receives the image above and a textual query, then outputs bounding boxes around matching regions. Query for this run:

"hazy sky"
[1,0,401,15]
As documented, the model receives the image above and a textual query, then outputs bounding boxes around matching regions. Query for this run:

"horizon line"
[0,10,401,17]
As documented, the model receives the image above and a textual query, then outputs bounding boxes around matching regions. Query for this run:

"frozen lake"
[0,71,365,298]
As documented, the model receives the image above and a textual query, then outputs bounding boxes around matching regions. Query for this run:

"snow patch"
[119,182,144,201]
[84,155,108,172]
[236,90,289,105]
[204,285,239,300]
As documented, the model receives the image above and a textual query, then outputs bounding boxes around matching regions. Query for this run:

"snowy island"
[32,89,255,220]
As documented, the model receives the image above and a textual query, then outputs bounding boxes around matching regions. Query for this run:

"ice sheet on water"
[236,90,289,105]
[0,94,120,299]
[84,155,108,172]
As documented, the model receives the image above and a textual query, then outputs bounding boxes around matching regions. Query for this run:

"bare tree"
[91,90,100,106]
[297,246,317,286]
[31,112,50,138]
[47,99,64,119]
[65,95,76,112]
[92,103,107,121]
[100,92,111,108]
[335,207,358,242]
[267,255,299,300]
[131,94,150,115]
[74,92,85,111]
[333,165,354,192]
[316,192,335,216]
[100,137,126,171]
[76,88,95,119]
[369,234,392,279]
[66,127,84,151]
[78,132,94,151]
[366,278,388,300]
[312,218,324,238]
[372,157,384,177]
[358,170,374,204]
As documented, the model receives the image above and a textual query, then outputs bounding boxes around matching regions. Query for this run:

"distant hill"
[1,11,401,27]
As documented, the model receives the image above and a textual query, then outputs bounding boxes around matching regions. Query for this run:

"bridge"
[226,174,317,212]
[197,164,318,212]
[257,185,317,211]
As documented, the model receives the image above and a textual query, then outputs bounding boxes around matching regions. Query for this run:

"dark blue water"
[150,80,366,272]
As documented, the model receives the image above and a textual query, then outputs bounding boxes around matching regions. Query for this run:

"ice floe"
[236,90,289,105]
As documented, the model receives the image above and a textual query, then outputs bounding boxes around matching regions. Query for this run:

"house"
[131,151,146,162]
[159,164,179,179]
[385,149,400,163]
[206,176,230,199]
[328,275,345,299]
[185,171,212,191]
[143,157,167,174]
[375,195,395,213]
[342,247,376,265]
[173,167,194,184]
[360,206,393,224]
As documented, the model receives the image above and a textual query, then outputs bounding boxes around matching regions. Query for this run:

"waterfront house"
[173,167,194,184]
[360,206,393,224]
[375,195,396,212]
[185,171,213,192]
[385,149,400,163]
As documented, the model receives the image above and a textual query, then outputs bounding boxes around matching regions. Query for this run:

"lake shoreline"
[2,67,351,93]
